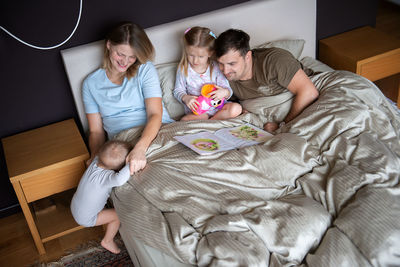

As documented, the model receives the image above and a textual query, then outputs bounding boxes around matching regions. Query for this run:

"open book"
[174,124,273,155]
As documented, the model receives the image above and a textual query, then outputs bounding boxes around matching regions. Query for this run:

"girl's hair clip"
[184,27,192,35]
[209,31,216,39]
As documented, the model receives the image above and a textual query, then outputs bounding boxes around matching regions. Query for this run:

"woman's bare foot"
[101,239,121,254]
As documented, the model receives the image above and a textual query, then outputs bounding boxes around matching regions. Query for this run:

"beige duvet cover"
[111,70,400,266]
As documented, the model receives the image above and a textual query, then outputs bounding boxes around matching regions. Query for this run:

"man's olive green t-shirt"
[229,47,313,100]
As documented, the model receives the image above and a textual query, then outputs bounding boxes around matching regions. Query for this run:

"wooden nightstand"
[1,119,89,255]
[319,26,400,108]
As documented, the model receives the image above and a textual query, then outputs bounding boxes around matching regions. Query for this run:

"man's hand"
[209,85,229,101]
[263,122,278,133]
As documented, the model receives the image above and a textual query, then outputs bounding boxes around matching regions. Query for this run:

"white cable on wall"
[0,0,83,50]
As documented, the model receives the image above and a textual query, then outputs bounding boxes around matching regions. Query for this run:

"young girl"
[173,26,242,121]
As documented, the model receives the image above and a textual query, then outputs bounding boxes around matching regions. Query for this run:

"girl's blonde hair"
[103,22,154,79]
[178,26,216,78]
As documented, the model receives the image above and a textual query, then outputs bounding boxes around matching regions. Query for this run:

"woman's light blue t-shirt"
[82,61,173,138]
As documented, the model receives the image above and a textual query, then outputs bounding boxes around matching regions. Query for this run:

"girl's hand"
[209,85,229,101]
[182,95,199,112]
[126,146,147,175]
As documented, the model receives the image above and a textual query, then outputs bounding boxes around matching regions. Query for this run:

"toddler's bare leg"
[211,102,242,120]
[180,113,209,121]
[95,208,121,254]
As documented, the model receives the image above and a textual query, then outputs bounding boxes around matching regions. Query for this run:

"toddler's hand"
[209,85,229,101]
[182,95,199,112]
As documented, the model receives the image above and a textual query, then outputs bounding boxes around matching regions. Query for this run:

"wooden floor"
[0,1,399,266]
[0,210,104,266]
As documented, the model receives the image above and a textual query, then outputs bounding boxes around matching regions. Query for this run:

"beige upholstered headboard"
[61,0,317,133]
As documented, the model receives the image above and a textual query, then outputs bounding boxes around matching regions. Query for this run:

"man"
[215,29,319,133]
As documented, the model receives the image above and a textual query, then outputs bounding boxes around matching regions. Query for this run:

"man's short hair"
[215,29,250,58]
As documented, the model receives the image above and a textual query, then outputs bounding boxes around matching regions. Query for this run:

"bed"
[61,0,400,266]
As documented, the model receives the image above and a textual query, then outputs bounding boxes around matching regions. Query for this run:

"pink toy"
[193,84,225,115]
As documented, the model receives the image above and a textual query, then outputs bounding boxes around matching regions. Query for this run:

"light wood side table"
[1,119,89,255]
[319,26,400,108]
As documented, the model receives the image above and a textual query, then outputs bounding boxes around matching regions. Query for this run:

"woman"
[82,22,173,175]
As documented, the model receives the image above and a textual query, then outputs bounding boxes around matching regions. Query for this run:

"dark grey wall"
[0,0,249,217]
[0,0,378,218]
[316,0,379,51]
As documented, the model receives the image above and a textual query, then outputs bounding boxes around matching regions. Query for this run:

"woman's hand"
[126,146,147,175]
[209,85,229,101]
[182,95,199,112]
[86,155,95,167]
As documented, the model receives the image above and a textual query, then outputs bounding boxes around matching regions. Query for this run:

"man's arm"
[263,69,318,133]
[284,68,319,122]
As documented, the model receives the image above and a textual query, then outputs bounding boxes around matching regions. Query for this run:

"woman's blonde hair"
[178,26,216,78]
[103,22,154,79]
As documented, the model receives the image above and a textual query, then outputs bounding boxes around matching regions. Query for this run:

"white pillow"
[301,56,334,73]
[156,62,185,120]
[254,39,305,59]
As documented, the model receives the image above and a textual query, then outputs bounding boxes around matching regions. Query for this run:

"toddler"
[173,26,242,121]
[71,140,132,254]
